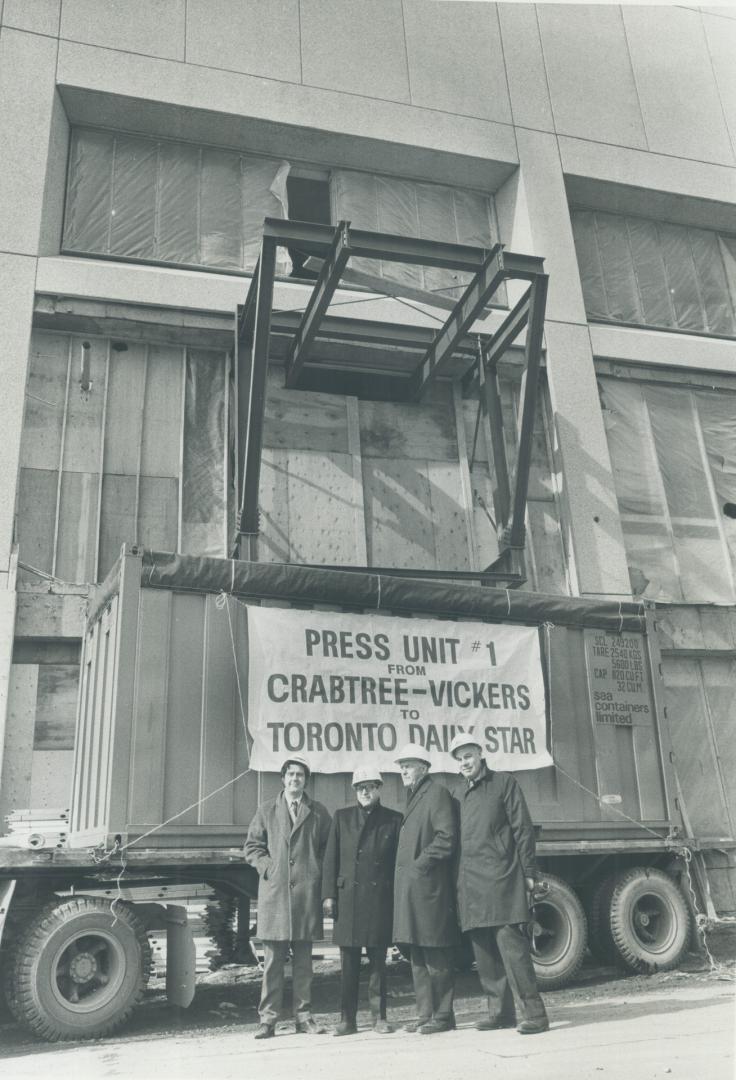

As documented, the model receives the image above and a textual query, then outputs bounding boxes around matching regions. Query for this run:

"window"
[572,209,736,337]
[599,376,736,602]
[16,331,230,585]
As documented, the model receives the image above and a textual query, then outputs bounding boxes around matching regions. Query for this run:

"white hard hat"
[394,742,432,767]
[449,732,483,758]
[352,766,383,787]
[281,755,311,777]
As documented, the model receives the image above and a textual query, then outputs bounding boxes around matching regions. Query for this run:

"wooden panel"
[99,474,137,578]
[257,448,290,562]
[61,338,107,472]
[164,593,206,825]
[56,471,99,583]
[128,589,172,824]
[29,750,74,810]
[528,501,568,595]
[138,476,179,552]
[20,332,68,470]
[0,666,37,827]
[661,658,730,836]
[34,664,80,750]
[16,468,57,580]
[104,343,147,475]
[359,393,458,461]
[426,461,473,570]
[141,345,183,477]
[199,595,238,824]
[263,370,350,454]
[286,450,364,565]
[363,457,435,568]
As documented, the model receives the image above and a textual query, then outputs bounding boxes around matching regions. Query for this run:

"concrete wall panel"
[702,12,736,161]
[185,0,301,84]
[0,27,58,255]
[623,6,734,165]
[403,0,511,124]
[537,5,647,149]
[1,0,59,36]
[300,0,410,103]
[60,0,185,61]
[497,3,554,132]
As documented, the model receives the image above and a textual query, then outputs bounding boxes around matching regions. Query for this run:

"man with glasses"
[322,767,402,1035]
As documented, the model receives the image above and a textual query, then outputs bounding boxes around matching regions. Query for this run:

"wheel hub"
[68,952,98,984]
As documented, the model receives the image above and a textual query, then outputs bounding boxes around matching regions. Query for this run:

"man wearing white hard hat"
[392,743,459,1035]
[322,766,402,1035]
[245,755,332,1039]
[450,732,549,1035]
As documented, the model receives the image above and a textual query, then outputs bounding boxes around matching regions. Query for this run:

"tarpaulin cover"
[63,128,291,274]
[572,209,736,336]
[107,548,650,632]
[332,169,504,304]
[181,350,228,558]
[600,377,736,603]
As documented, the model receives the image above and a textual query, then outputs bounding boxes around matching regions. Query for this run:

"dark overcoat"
[392,776,459,947]
[456,765,538,930]
[244,791,331,941]
[321,803,402,947]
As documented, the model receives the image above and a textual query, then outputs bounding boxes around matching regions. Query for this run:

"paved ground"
[1,950,734,1080]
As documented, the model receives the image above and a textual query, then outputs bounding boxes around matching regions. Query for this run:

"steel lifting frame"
[234,218,548,583]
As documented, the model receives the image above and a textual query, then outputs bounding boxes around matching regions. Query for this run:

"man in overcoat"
[322,766,402,1035]
[244,755,332,1039]
[392,742,459,1035]
[450,732,549,1035]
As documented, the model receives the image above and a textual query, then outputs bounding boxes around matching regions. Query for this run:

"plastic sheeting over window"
[331,170,504,304]
[63,129,291,274]
[572,209,736,337]
[16,331,230,585]
[599,377,736,603]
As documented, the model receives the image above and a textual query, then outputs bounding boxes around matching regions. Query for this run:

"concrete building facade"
[0,1,734,900]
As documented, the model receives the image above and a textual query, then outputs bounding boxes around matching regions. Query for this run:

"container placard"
[584,630,652,726]
[246,607,552,773]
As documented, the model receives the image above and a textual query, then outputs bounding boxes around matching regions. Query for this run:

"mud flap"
[0,879,17,949]
[165,904,196,1008]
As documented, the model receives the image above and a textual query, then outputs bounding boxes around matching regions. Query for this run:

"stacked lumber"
[0,808,69,849]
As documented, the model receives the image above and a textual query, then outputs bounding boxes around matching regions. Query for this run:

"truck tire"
[7,897,152,1041]
[530,874,587,990]
[608,867,691,973]
[586,874,618,964]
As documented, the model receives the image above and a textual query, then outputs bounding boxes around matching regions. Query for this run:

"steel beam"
[285,221,352,388]
[461,289,530,393]
[262,217,496,273]
[238,259,260,346]
[272,310,490,358]
[506,274,548,549]
[480,356,511,532]
[236,237,277,551]
[407,245,503,399]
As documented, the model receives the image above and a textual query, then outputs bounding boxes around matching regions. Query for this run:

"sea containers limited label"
[583,630,652,726]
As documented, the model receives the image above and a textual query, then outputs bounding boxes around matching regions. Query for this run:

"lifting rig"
[234,218,549,586]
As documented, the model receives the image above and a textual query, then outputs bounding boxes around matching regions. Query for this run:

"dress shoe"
[295,1017,328,1034]
[404,1018,430,1032]
[333,1020,358,1036]
[418,1018,455,1035]
[254,1023,275,1040]
[475,1016,516,1031]
[373,1019,394,1034]
[517,1018,549,1035]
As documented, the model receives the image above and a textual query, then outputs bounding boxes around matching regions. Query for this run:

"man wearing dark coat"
[450,732,549,1035]
[244,755,332,1039]
[321,766,402,1036]
[392,742,459,1035]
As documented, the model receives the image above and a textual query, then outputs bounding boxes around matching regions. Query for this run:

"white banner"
[246,607,551,774]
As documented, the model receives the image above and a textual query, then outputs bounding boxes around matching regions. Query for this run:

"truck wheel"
[609,867,691,973]
[530,874,587,990]
[8,897,151,1041]
[586,874,618,963]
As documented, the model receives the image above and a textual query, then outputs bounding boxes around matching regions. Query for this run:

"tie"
[291,800,299,821]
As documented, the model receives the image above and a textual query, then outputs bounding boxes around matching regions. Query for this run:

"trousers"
[409,945,455,1023]
[468,924,547,1023]
[259,939,313,1025]
[339,946,388,1022]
